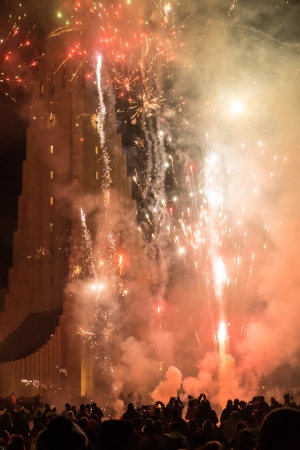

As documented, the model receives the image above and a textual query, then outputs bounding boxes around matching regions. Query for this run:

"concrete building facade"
[0,33,135,398]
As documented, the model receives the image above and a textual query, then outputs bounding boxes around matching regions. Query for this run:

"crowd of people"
[0,391,299,449]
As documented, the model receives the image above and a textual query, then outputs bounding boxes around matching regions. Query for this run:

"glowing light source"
[229,101,244,114]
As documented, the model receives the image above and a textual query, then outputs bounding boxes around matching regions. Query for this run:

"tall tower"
[0,31,135,397]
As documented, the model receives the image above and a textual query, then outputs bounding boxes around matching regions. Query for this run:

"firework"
[129,88,165,119]
[134,137,145,149]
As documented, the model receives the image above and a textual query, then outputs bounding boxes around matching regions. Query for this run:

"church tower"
[0,30,135,398]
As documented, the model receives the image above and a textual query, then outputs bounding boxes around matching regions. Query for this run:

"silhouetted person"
[220,411,241,444]
[228,421,246,448]
[12,407,30,442]
[169,421,190,450]
[186,419,198,446]
[283,394,291,407]
[76,404,90,421]
[251,401,265,426]
[40,404,51,427]
[161,407,172,433]
[78,416,99,450]
[173,398,184,418]
[154,419,174,450]
[133,416,143,438]
[269,397,281,411]
[185,397,198,421]
[99,419,140,450]
[194,400,218,428]
[220,400,233,422]
[8,434,25,450]
[203,419,221,443]
[91,402,104,424]
[60,403,71,417]
[170,409,188,436]
[36,415,93,450]
[245,416,259,443]
[189,430,206,450]
[258,407,300,450]
[122,403,142,423]
[141,421,164,450]
[235,428,256,450]
[230,399,244,419]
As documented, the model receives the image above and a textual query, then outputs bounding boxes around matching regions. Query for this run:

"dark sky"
[0,0,52,288]
[0,91,26,288]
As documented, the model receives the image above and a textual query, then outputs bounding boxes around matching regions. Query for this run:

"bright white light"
[179,247,185,255]
[90,283,104,291]
[213,256,227,299]
[208,154,217,166]
[218,321,227,345]
[230,101,244,114]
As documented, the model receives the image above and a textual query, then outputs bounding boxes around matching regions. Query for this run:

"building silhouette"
[0,31,135,398]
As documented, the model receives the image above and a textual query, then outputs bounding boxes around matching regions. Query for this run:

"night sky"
[0,90,26,288]
[0,0,53,288]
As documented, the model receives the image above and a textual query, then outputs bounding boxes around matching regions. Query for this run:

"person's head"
[9,435,25,450]
[259,396,265,402]
[78,417,89,431]
[246,416,258,427]
[190,430,206,450]
[239,400,246,410]
[36,416,89,450]
[174,398,179,406]
[270,397,277,405]
[169,421,180,432]
[230,411,241,421]
[99,419,140,450]
[234,398,240,406]
[235,421,246,434]
[44,404,50,411]
[127,403,134,412]
[79,404,86,412]
[90,414,98,423]
[258,407,300,450]
[201,442,221,450]
[202,419,213,431]
[133,416,143,432]
[226,399,233,407]
[143,422,155,436]
[235,429,254,450]
[36,408,43,417]
[67,411,75,420]
[153,420,163,434]
[65,403,71,411]
[188,419,198,432]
